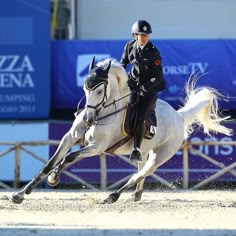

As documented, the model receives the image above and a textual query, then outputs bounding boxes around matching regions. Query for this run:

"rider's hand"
[127,79,138,90]
[140,85,147,96]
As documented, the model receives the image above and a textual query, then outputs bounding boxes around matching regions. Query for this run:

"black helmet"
[131,20,152,35]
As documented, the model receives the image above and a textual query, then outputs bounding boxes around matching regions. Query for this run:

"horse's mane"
[97,59,129,95]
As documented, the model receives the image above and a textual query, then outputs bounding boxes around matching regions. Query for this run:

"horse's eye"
[97,89,103,95]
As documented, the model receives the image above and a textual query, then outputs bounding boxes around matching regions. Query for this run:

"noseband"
[86,83,108,117]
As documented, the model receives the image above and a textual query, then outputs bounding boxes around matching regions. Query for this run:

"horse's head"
[83,57,111,127]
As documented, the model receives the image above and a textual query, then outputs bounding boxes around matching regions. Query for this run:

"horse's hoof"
[47,171,60,187]
[132,190,143,202]
[10,192,24,204]
[103,192,120,204]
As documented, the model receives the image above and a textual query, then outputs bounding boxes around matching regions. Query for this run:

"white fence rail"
[0,140,235,190]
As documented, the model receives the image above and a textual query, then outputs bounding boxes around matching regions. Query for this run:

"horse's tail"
[178,79,233,139]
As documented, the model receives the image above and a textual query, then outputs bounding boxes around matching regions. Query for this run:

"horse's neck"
[97,77,130,128]
[107,77,130,108]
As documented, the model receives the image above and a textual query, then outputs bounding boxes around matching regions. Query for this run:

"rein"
[97,91,135,122]
[84,79,135,122]
[97,105,127,121]
[76,89,134,121]
[103,92,134,109]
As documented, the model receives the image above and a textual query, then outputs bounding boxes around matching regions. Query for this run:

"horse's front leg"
[10,132,78,204]
[47,143,103,186]
[11,117,86,204]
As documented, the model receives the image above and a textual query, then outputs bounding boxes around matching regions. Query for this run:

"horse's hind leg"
[104,143,181,204]
[104,150,157,204]
[132,153,148,201]
[47,142,106,187]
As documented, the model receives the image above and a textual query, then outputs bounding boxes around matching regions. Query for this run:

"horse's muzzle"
[83,112,95,127]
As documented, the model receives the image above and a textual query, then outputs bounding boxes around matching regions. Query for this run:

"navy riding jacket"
[120,39,166,95]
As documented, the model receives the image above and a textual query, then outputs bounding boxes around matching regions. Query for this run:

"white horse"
[11,58,232,204]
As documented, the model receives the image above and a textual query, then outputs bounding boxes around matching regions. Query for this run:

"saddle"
[122,97,157,140]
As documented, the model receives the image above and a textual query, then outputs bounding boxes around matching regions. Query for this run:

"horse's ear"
[89,56,95,72]
[104,60,111,74]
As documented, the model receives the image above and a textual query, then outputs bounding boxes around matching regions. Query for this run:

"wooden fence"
[0,140,235,190]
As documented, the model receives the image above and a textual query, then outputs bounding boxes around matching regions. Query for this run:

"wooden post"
[183,143,189,189]
[14,144,21,188]
[100,153,107,189]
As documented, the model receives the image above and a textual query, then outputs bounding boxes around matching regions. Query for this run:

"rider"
[120,19,166,163]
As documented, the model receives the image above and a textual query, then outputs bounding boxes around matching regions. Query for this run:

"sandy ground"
[0,189,236,236]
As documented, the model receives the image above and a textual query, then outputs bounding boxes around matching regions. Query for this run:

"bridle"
[82,57,133,126]
[85,81,108,118]
[84,79,133,123]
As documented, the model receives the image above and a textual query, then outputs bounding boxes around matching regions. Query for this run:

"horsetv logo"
[77,55,208,84]
[0,55,35,88]
[76,54,110,87]
[163,62,208,75]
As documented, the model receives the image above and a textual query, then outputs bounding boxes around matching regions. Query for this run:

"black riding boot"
[130,122,145,163]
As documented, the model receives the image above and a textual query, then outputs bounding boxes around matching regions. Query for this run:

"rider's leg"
[130,93,157,162]
[130,121,145,162]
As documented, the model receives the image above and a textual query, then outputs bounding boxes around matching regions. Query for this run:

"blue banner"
[51,40,236,110]
[0,0,50,119]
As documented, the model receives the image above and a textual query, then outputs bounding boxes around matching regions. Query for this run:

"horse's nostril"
[83,114,94,127]
[87,118,94,126]
[83,114,87,123]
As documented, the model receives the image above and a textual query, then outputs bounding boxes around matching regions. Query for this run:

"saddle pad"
[122,103,157,139]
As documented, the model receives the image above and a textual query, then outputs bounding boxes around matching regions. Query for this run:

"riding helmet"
[131,20,152,35]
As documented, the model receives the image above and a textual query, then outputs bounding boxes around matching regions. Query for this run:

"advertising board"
[49,122,236,184]
[51,40,236,110]
[0,1,50,119]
